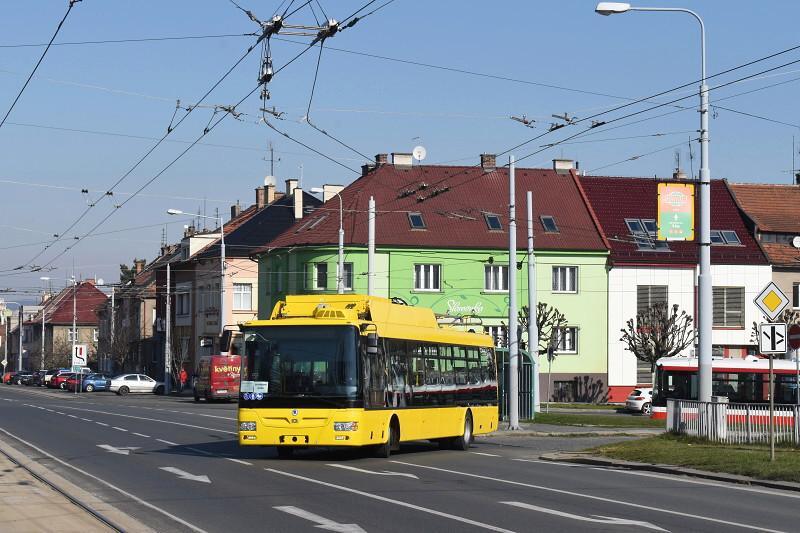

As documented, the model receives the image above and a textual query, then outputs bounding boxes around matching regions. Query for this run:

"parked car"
[18,372,36,386]
[625,387,653,415]
[50,372,75,390]
[43,368,68,386]
[2,372,14,384]
[32,370,47,386]
[108,374,164,395]
[66,373,112,392]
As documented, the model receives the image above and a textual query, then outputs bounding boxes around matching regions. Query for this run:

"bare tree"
[620,303,695,386]
[518,302,568,406]
[170,332,191,393]
[49,337,72,368]
[110,322,135,373]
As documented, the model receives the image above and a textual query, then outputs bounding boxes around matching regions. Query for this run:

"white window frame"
[176,292,190,316]
[484,264,509,292]
[552,266,578,293]
[485,325,507,348]
[93,328,99,342]
[414,264,441,291]
[305,262,328,290]
[794,282,800,309]
[232,283,253,311]
[339,262,354,291]
[553,326,578,354]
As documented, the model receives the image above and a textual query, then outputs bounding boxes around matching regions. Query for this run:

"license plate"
[216,390,227,394]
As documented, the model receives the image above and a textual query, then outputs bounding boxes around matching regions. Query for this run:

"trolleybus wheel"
[375,417,399,458]
[452,412,473,451]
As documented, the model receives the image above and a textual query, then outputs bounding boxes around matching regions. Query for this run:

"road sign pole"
[770,354,775,462]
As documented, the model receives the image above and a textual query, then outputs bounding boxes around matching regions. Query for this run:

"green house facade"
[257,155,610,402]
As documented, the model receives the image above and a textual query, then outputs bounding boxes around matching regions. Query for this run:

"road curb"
[540,452,800,492]
[0,432,155,533]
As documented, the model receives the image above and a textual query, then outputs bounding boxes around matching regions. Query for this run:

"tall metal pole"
[17,305,23,372]
[73,279,78,395]
[219,216,226,337]
[508,155,520,430]
[110,286,115,374]
[368,196,375,296]
[165,262,172,396]
[337,193,344,294]
[41,302,46,371]
[527,191,540,414]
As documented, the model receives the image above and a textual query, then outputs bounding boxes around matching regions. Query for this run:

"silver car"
[109,374,165,396]
[625,387,653,415]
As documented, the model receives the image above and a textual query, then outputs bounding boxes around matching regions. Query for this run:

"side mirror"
[366,333,379,356]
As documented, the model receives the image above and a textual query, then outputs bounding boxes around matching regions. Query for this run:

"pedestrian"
[179,367,188,393]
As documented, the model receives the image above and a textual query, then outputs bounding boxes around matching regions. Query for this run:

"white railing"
[667,399,800,446]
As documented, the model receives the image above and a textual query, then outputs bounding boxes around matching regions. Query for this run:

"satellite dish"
[412,145,427,162]
[96,278,104,286]
[792,236,800,249]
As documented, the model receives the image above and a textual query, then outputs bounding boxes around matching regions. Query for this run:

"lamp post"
[40,276,50,370]
[310,187,345,294]
[167,209,226,336]
[595,2,712,402]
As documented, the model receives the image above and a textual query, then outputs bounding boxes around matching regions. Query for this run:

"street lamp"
[310,187,345,294]
[40,276,50,370]
[595,2,712,403]
[167,209,226,336]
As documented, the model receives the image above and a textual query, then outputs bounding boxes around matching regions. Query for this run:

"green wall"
[259,246,608,376]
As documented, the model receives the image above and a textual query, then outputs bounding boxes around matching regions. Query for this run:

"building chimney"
[230,202,241,219]
[293,187,303,219]
[286,178,298,196]
[673,168,688,180]
[795,172,800,185]
[553,159,574,175]
[321,184,344,203]
[255,186,266,209]
[392,152,413,167]
[362,163,376,176]
[375,153,388,166]
[480,153,496,172]
[184,224,195,238]
[134,259,146,274]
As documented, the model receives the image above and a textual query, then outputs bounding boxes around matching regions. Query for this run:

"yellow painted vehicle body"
[237,294,499,450]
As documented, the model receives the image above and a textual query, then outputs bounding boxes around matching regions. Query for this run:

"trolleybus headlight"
[334,422,358,431]
[239,421,257,431]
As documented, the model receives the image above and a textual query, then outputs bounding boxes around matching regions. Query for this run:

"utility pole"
[165,262,172,395]
[368,196,375,296]
[110,286,115,374]
[507,155,520,430]
[18,305,23,372]
[527,191,539,414]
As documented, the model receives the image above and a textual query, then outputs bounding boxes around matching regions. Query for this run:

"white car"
[625,387,653,415]
[109,374,164,396]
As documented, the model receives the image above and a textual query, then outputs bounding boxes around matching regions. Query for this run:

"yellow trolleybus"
[237,294,498,457]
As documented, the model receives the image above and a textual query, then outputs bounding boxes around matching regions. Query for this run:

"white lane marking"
[55,411,65,415]
[132,432,150,438]
[112,427,128,432]
[390,461,787,533]
[0,427,208,533]
[501,501,668,532]
[159,467,211,484]
[54,405,236,435]
[327,463,419,479]
[589,467,800,500]
[267,468,515,533]
[157,439,178,446]
[226,458,252,466]
[80,418,92,422]
[514,459,582,468]
[95,422,109,427]
[67,414,78,419]
[470,452,500,457]
[97,444,140,456]
[274,505,366,533]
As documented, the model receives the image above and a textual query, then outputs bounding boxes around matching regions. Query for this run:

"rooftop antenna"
[793,135,796,184]
[299,163,303,189]
[412,145,427,165]
[161,226,167,248]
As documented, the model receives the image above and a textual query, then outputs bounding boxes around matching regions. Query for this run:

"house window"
[625,218,670,251]
[484,213,503,231]
[552,266,578,293]
[794,283,800,308]
[414,264,440,291]
[540,215,559,233]
[68,329,77,342]
[305,263,328,290]
[340,263,354,290]
[636,285,668,313]
[485,325,507,348]
[233,283,252,310]
[408,212,426,230]
[176,293,190,315]
[93,329,98,342]
[713,287,744,328]
[711,229,741,245]
[720,230,741,245]
[484,264,508,292]
[553,327,578,353]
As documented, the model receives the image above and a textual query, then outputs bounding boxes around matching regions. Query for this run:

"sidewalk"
[483,421,662,437]
[0,438,153,532]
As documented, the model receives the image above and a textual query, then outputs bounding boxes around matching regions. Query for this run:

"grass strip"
[527,412,664,428]
[546,403,624,410]
[592,433,800,483]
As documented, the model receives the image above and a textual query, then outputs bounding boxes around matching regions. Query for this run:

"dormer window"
[484,213,503,231]
[540,215,559,233]
[625,218,670,251]
[711,230,741,245]
[408,212,426,230]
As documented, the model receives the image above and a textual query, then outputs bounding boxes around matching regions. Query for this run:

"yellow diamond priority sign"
[754,281,790,321]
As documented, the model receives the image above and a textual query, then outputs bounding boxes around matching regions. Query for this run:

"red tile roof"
[29,281,108,326]
[578,176,767,265]
[260,165,607,252]
[730,183,800,233]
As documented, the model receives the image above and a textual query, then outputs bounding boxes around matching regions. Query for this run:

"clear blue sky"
[1,0,799,300]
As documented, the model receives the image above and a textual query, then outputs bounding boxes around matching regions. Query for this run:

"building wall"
[607,263,772,402]
[260,246,610,398]
[773,268,800,311]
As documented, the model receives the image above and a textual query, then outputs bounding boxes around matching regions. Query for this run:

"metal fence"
[667,399,800,446]
[495,348,534,421]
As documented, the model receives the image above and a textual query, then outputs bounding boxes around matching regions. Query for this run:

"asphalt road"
[0,384,797,533]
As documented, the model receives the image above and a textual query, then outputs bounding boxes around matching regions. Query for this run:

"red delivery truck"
[193,355,241,402]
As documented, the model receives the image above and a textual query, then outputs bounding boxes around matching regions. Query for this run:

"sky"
[1,0,799,301]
